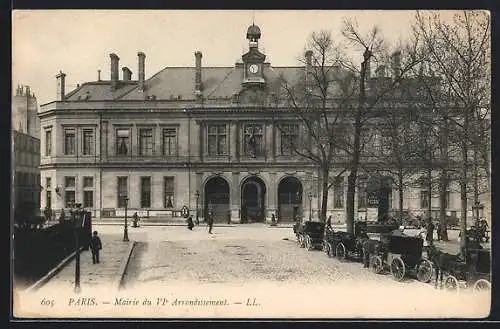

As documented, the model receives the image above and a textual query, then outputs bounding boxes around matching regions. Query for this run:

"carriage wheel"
[298,235,304,247]
[370,255,384,274]
[416,260,434,283]
[327,243,335,257]
[390,257,406,282]
[444,275,460,293]
[473,279,491,292]
[336,242,347,260]
[305,236,313,251]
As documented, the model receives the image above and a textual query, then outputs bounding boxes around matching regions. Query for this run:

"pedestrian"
[187,215,194,230]
[271,213,276,225]
[207,211,214,234]
[435,222,442,241]
[425,218,435,246]
[195,216,199,226]
[132,212,140,228]
[327,215,332,228]
[90,231,102,264]
[227,210,231,225]
[58,209,66,223]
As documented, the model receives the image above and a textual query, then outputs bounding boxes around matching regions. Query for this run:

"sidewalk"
[32,234,134,292]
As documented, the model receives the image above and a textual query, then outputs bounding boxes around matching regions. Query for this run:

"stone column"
[155,125,162,156]
[266,172,277,224]
[265,122,275,162]
[231,172,241,223]
[230,121,239,163]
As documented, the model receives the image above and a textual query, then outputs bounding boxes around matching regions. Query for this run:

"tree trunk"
[459,115,469,249]
[320,167,329,223]
[427,167,432,222]
[346,172,356,234]
[398,171,404,221]
[438,170,449,241]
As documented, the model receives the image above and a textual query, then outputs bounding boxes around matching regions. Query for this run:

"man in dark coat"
[187,215,194,230]
[207,212,214,234]
[90,231,102,264]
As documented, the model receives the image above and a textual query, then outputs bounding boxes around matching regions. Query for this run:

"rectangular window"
[162,128,177,156]
[243,124,264,156]
[83,177,93,188]
[82,130,94,155]
[117,176,128,207]
[65,176,75,188]
[164,177,175,208]
[64,175,76,207]
[334,177,344,208]
[83,191,94,208]
[46,191,52,209]
[46,177,51,189]
[64,129,76,155]
[116,128,130,156]
[45,130,52,156]
[141,177,151,208]
[139,128,154,156]
[207,124,227,156]
[420,191,430,209]
[280,124,299,155]
[358,176,368,208]
[83,176,94,208]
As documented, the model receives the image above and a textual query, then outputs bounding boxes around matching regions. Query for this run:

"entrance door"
[204,177,230,222]
[241,177,266,223]
[278,176,303,222]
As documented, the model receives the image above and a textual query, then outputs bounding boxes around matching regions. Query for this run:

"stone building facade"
[39,24,478,223]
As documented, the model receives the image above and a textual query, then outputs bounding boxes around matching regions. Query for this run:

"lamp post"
[195,190,200,225]
[308,192,313,221]
[123,196,129,242]
[73,203,83,293]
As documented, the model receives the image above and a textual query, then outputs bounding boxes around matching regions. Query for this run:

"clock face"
[249,64,259,74]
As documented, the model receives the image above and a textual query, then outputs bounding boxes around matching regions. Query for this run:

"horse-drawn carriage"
[293,221,325,251]
[323,222,400,262]
[368,233,434,282]
[427,242,491,293]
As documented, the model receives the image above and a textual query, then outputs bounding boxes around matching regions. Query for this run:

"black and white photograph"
[11,9,491,318]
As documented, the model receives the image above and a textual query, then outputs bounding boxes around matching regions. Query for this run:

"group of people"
[186,212,214,234]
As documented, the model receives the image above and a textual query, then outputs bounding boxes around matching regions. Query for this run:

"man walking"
[425,218,435,246]
[207,211,214,234]
[90,231,102,264]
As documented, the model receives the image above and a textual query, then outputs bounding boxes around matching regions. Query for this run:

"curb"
[25,247,84,293]
[115,241,136,291]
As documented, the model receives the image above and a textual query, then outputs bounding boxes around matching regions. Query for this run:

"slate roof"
[62,64,307,102]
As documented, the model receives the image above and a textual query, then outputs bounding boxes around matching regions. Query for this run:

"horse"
[426,245,462,289]
[361,238,385,268]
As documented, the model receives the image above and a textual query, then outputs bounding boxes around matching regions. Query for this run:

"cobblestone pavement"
[15,224,490,318]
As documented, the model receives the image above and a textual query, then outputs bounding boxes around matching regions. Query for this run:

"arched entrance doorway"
[278,176,303,222]
[241,176,266,223]
[204,176,230,222]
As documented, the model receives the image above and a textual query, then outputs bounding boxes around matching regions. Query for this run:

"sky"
[12,10,461,106]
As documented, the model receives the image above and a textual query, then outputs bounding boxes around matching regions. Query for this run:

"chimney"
[375,65,386,78]
[194,51,203,95]
[56,71,66,101]
[391,50,401,79]
[138,52,146,91]
[98,69,101,81]
[122,67,132,81]
[110,53,119,91]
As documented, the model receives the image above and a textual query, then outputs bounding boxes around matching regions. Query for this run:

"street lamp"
[123,196,129,242]
[195,190,200,225]
[73,203,83,293]
[308,192,313,221]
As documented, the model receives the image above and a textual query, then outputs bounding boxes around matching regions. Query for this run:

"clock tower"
[242,23,266,87]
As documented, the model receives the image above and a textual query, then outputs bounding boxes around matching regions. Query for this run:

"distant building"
[13,85,40,138]
[12,130,41,224]
[12,85,41,225]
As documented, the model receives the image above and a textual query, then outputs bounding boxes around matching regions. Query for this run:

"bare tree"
[414,10,491,247]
